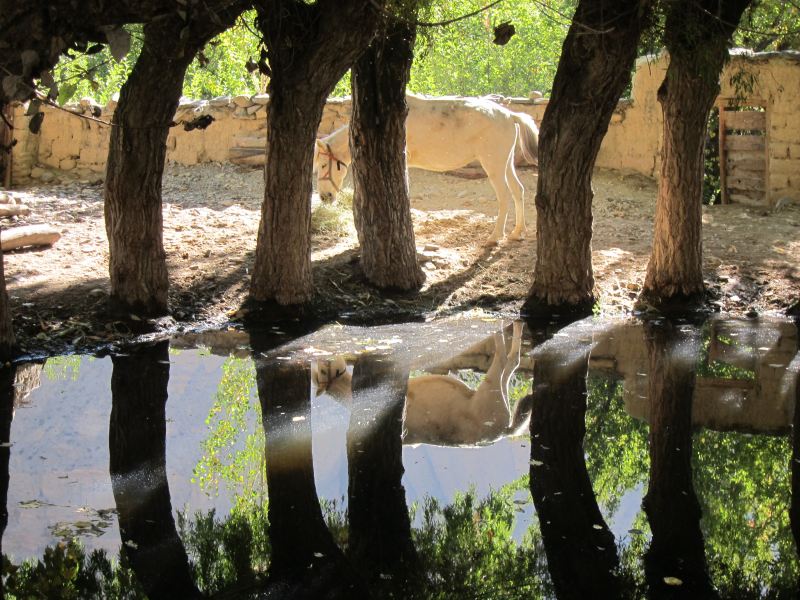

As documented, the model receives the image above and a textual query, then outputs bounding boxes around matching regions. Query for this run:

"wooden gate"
[718,100,767,205]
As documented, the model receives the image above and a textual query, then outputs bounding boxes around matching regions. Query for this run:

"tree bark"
[109,342,201,599]
[527,329,621,598]
[642,0,753,305]
[347,353,418,592]
[250,0,382,306]
[0,101,16,359]
[104,8,242,317]
[350,19,424,291]
[522,0,653,319]
[0,244,15,360]
[641,320,716,598]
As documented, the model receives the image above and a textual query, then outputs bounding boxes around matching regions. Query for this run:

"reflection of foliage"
[2,541,145,599]
[584,374,649,515]
[178,507,269,596]
[412,478,552,599]
[696,327,756,381]
[192,356,265,513]
[693,430,799,596]
[43,355,87,382]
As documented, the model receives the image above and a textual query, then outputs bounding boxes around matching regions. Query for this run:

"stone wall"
[8,50,800,206]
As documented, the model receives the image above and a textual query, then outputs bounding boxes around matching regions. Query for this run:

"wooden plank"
[724,110,766,131]
[724,134,765,152]
[718,103,728,204]
[727,164,765,179]
[728,177,765,192]
[726,157,766,171]
[729,192,764,205]
[229,146,265,158]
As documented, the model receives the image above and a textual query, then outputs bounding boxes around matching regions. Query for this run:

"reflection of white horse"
[312,322,529,446]
[314,93,539,245]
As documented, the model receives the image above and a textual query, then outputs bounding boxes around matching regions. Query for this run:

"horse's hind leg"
[480,157,513,246]
[505,152,526,241]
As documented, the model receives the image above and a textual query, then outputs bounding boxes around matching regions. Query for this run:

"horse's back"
[405,93,517,171]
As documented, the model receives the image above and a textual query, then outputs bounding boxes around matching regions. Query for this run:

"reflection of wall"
[12,50,800,204]
[590,318,799,433]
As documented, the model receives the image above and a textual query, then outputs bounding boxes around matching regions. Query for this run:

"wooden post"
[1,105,12,190]
[717,98,728,205]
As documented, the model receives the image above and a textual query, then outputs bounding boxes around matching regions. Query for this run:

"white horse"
[312,322,529,446]
[314,93,539,245]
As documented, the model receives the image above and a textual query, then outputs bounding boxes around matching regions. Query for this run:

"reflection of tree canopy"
[192,356,265,513]
[693,430,798,596]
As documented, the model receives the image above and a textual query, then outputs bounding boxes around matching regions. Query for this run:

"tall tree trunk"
[109,342,201,599]
[105,9,242,317]
[527,327,621,598]
[0,101,15,358]
[350,19,424,291]
[522,0,653,320]
[0,245,15,360]
[641,320,716,598]
[347,353,418,592]
[250,1,381,307]
[642,0,753,305]
[0,364,15,599]
[253,349,364,597]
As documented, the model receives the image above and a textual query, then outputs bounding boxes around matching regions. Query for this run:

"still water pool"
[1,314,798,598]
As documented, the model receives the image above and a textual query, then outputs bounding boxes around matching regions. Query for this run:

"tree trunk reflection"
[256,355,362,598]
[0,364,16,598]
[347,353,418,591]
[528,329,621,598]
[642,321,716,598]
[109,342,200,599]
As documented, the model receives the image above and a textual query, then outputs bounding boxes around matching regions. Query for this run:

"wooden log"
[729,192,764,205]
[0,204,31,217]
[724,110,766,131]
[1,224,61,251]
[724,134,765,152]
[229,153,265,167]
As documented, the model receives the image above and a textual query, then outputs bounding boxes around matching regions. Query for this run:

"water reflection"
[640,320,715,598]
[109,342,200,599]
[528,320,622,598]
[1,315,799,598]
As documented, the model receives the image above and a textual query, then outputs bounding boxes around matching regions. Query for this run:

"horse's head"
[311,355,352,404]
[314,138,348,203]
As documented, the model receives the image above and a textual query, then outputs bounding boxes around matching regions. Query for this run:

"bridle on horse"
[318,142,345,195]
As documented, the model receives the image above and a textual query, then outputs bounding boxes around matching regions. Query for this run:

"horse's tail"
[511,111,539,166]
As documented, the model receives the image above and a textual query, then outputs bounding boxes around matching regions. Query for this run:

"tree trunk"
[105,9,241,317]
[347,353,418,592]
[350,20,424,291]
[0,100,16,359]
[250,1,381,306]
[528,330,620,598]
[642,0,753,305]
[254,353,365,597]
[109,342,200,599]
[522,0,653,320]
[641,320,716,598]
[0,244,15,360]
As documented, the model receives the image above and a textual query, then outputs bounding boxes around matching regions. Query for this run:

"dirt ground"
[3,162,799,355]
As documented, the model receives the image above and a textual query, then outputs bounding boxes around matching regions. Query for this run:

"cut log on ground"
[1,224,61,251]
[0,204,31,217]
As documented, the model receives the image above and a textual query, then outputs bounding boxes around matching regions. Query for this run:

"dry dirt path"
[3,162,799,354]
